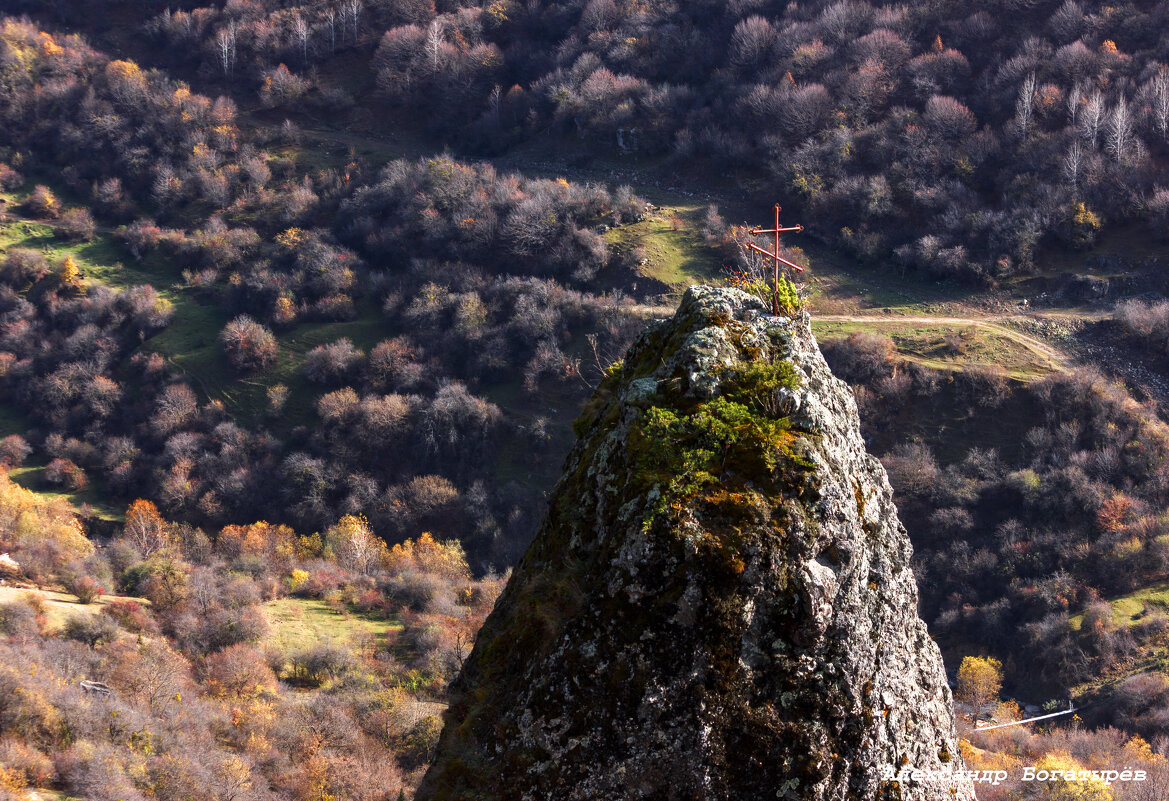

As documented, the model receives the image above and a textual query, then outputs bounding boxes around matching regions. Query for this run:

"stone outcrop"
[418,286,977,801]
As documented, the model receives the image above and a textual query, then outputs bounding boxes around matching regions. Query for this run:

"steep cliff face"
[419,286,976,801]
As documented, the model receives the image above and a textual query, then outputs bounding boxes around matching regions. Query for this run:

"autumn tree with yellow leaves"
[0,468,91,581]
[326,514,389,576]
[957,655,1003,714]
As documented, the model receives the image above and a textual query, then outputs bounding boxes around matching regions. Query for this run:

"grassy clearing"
[603,204,723,290]
[1069,583,1169,631]
[0,585,147,632]
[161,306,393,428]
[0,197,231,411]
[599,197,968,315]
[26,790,80,801]
[813,320,1060,381]
[7,465,123,522]
[264,596,401,654]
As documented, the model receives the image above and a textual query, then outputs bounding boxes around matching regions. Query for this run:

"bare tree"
[1105,96,1133,164]
[293,13,310,65]
[1152,70,1169,142]
[1015,72,1036,137]
[343,0,361,43]
[1062,140,1082,189]
[488,84,502,125]
[728,15,776,71]
[328,515,386,576]
[216,23,237,80]
[124,499,171,558]
[1080,90,1104,148]
[426,18,444,73]
[1066,80,1082,127]
[325,7,337,55]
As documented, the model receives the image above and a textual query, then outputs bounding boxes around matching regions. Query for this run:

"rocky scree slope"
[418,286,976,801]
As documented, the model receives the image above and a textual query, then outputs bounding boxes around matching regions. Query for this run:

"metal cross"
[747,203,806,315]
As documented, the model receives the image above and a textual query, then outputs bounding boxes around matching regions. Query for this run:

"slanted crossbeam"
[747,203,806,315]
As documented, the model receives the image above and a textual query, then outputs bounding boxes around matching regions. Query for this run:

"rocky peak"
[418,286,976,801]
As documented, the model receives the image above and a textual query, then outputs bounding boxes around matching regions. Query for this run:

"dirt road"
[628,304,1084,373]
[814,314,1078,372]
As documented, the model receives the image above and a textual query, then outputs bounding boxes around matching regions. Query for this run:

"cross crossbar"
[746,203,807,315]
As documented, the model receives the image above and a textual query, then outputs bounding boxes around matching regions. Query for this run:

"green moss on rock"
[417,286,975,801]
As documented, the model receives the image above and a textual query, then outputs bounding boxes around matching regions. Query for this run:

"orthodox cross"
[746,203,806,316]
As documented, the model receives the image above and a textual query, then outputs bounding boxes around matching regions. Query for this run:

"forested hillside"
[0,467,502,801]
[36,0,1169,282]
[3,0,1169,797]
[0,16,650,569]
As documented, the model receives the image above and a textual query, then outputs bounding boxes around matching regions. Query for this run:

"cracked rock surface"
[418,286,976,801]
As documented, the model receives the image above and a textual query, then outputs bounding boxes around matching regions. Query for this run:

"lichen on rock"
[418,285,977,801]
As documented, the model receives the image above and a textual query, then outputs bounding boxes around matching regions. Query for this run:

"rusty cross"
[747,203,806,315]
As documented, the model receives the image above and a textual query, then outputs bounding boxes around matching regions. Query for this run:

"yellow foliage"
[1069,201,1102,249]
[959,738,1021,775]
[957,655,1002,710]
[106,59,145,85]
[0,766,25,792]
[273,295,297,325]
[386,531,471,581]
[1122,735,1165,764]
[287,568,310,593]
[1101,40,1118,54]
[124,498,171,556]
[297,532,324,560]
[1028,752,1113,800]
[276,227,306,249]
[0,664,66,746]
[1096,493,1134,532]
[485,0,512,26]
[992,699,1021,723]
[326,514,389,575]
[1072,201,1101,229]
[58,254,80,284]
[0,468,92,564]
[1113,536,1142,559]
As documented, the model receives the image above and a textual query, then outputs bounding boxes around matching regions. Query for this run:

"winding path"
[814,314,1078,372]
[629,304,1086,375]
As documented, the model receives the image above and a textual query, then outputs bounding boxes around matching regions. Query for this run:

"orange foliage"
[217,521,297,561]
[385,532,471,581]
[273,295,297,325]
[124,498,171,556]
[1096,493,1135,533]
[38,32,62,58]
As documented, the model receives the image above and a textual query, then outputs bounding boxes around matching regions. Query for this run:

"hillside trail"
[815,313,1080,372]
[628,304,1100,373]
